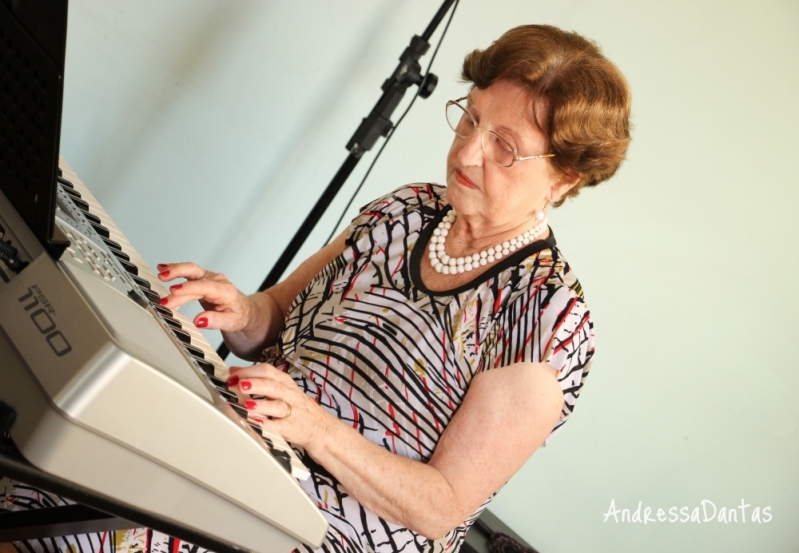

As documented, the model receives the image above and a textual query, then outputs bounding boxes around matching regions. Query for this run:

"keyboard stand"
[0,425,245,553]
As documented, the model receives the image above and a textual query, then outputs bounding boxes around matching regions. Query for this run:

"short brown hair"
[462,25,631,205]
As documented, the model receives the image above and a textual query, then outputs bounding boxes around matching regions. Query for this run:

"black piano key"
[184,344,204,359]
[118,258,139,276]
[70,197,91,212]
[91,223,110,239]
[228,401,247,418]
[81,211,102,226]
[102,238,123,252]
[111,249,131,263]
[130,274,149,288]
[57,175,71,188]
[272,449,292,474]
[62,185,81,199]
[171,328,191,344]
[194,358,214,375]
[140,288,161,304]
[215,387,237,402]
[152,304,173,317]
[206,374,228,388]
[162,316,182,329]
[249,423,263,437]
[57,168,63,177]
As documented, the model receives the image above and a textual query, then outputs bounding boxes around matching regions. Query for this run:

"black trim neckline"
[410,205,557,296]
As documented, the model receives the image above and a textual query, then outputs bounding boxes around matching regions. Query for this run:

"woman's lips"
[454,169,478,189]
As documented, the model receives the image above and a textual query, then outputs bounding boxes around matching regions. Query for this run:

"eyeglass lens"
[446,102,516,167]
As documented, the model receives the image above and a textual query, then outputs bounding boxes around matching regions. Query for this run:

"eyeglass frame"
[445,96,555,168]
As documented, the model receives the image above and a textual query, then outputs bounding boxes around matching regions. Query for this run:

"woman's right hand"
[156,262,254,333]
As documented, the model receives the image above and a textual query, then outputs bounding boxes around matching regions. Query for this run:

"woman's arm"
[232,360,564,539]
[158,230,349,361]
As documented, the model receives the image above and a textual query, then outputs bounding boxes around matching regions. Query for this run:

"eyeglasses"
[445,97,555,168]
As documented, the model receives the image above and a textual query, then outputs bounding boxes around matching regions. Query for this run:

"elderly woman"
[3,23,629,553]
[155,24,631,553]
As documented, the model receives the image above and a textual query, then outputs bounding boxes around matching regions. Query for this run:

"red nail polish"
[157,264,168,270]
[245,400,257,411]
[159,297,168,306]
[252,417,266,424]
[170,284,182,291]
[158,270,170,278]
[240,380,252,391]
[226,375,239,386]
[196,317,208,328]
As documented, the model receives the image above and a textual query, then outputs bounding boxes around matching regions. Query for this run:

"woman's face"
[445,80,575,232]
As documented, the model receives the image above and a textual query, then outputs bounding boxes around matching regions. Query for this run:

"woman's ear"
[549,172,581,203]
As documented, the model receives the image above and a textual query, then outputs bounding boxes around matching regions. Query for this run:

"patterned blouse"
[2,184,594,553]
[263,184,595,553]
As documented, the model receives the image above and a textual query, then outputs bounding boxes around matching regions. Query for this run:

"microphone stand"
[218,0,457,359]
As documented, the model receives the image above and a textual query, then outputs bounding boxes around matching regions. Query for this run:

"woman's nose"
[457,130,485,166]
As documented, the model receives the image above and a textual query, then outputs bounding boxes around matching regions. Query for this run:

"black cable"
[322,0,460,246]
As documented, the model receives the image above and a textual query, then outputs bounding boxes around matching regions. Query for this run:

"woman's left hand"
[228,364,331,449]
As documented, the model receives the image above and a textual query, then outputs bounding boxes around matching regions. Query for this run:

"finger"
[192,311,248,332]
[161,278,238,310]
[243,398,292,419]
[156,262,217,283]
[229,363,273,380]
[236,375,285,398]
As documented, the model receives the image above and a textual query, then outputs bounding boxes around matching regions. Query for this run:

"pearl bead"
[428,210,547,274]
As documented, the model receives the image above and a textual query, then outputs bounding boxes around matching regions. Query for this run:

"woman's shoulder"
[347,184,446,245]
[359,183,446,216]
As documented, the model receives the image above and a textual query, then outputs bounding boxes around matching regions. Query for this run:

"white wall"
[59,1,799,552]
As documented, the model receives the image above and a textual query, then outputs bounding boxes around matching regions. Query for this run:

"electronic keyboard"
[0,158,328,553]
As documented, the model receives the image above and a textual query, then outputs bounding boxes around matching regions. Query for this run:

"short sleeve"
[346,184,445,246]
[484,257,596,445]
[537,289,595,443]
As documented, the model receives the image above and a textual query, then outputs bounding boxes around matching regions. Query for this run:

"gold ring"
[284,402,292,418]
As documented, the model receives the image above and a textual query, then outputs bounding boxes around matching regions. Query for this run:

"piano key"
[60,163,235,379]
[162,316,182,330]
[171,328,192,345]
[184,344,204,358]
[140,287,161,304]
[90,222,111,238]
[62,185,81,199]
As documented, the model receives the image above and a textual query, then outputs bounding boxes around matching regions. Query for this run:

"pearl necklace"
[428,210,548,274]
